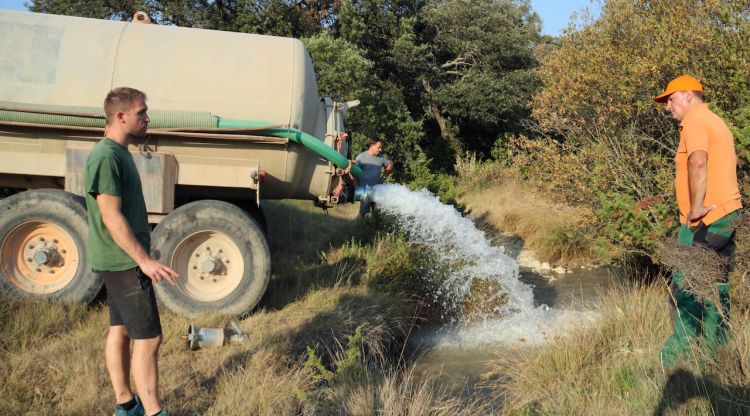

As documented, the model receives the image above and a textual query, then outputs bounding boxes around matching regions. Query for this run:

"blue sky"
[532,0,601,35]
[0,0,601,36]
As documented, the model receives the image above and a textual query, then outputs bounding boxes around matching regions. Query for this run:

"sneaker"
[113,394,144,416]
[150,408,170,416]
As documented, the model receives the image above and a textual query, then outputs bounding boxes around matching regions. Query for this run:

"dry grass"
[459,174,597,267]
[7,195,744,414]
[486,211,750,415]
[490,283,671,415]
[0,285,491,415]
[491,281,750,415]
[1,199,489,415]
[261,200,376,307]
[319,368,492,416]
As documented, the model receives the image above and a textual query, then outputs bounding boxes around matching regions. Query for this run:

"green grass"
[0,199,487,415]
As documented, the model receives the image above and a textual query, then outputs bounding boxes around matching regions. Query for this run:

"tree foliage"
[401,1,543,171]
[29,0,331,37]
[303,33,423,168]
[532,0,750,140]
[524,0,750,256]
[421,0,540,128]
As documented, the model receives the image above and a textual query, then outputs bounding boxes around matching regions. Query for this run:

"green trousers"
[660,210,741,368]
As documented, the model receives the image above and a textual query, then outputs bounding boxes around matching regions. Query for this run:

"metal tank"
[0,10,359,316]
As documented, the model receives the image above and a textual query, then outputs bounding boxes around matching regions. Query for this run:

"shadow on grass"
[263,254,369,310]
[469,211,526,260]
[169,349,258,415]
[288,290,408,358]
[653,368,750,415]
[260,200,382,310]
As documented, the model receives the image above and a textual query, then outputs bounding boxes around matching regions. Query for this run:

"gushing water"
[370,184,598,347]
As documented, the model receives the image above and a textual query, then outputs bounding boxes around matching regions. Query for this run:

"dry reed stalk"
[656,239,730,319]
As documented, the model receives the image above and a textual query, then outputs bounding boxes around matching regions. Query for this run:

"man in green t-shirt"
[85,87,178,416]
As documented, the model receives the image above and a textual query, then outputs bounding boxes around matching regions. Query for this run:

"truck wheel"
[151,200,271,316]
[0,189,102,303]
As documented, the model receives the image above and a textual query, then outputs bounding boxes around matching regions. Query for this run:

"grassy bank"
[452,163,750,414]
[490,282,750,415]
[4,190,748,415]
[455,158,599,267]
[0,200,486,415]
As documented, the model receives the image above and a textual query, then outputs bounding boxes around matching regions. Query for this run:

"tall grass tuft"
[491,283,673,415]
[492,279,750,415]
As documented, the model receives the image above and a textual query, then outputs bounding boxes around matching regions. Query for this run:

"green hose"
[216,119,362,177]
[0,101,362,177]
[0,101,218,129]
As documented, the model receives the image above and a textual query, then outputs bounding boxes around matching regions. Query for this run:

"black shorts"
[98,267,162,339]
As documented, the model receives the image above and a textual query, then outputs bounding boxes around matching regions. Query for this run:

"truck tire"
[150,200,271,316]
[0,189,102,303]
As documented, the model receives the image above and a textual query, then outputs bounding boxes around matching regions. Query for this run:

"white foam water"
[431,308,600,348]
[370,184,599,347]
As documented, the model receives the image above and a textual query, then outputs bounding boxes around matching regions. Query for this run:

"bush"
[532,0,750,140]
[595,192,674,258]
[403,151,461,206]
[506,130,675,258]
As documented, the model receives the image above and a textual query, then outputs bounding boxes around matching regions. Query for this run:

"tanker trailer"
[0,10,361,316]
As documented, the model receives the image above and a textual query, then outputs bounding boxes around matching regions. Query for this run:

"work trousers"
[660,210,741,368]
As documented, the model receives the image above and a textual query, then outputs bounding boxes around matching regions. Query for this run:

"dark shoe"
[113,395,144,416]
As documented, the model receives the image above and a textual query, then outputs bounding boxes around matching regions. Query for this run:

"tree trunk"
[422,80,463,158]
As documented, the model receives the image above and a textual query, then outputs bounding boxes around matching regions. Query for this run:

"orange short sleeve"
[680,117,709,156]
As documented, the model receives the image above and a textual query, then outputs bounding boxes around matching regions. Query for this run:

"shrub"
[596,191,674,256]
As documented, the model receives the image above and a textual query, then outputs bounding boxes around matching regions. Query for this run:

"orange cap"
[654,75,703,103]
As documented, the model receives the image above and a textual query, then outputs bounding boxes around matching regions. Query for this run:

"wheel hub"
[33,249,51,265]
[172,231,244,302]
[1,221,79,293]
[201,258,217,273]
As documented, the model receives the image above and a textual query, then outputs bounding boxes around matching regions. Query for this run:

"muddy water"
[408,266,622,396]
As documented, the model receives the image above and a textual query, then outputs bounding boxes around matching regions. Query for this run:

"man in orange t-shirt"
[654,75,743,367]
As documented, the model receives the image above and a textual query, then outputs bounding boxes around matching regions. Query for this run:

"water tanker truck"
[0,10,362,316]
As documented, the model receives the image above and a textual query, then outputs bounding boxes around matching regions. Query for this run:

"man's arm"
[96,193,177,284]
[686,150,715,223]
[384,161,394,177]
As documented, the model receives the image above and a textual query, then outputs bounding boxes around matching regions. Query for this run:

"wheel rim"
[0,221,80,294]
[171,230,245,302]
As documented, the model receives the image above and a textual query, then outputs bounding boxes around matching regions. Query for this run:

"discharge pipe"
[354,185,375,205]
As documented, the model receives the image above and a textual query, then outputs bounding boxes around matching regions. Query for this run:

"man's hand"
[342,160,354,175]
[138,258,179,285]
[687,204,716,224]
[97,193,179,285]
